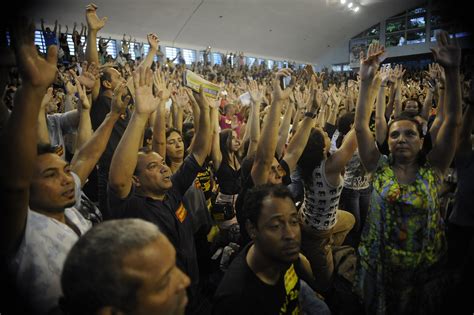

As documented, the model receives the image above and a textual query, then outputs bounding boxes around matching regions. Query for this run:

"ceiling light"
[354,6,360,12]
[348,2,353,8]
[340,0,346,4]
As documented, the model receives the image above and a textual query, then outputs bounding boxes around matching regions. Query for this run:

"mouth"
[63,188,75,199]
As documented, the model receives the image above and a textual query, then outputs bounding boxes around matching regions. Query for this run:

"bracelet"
[304,111,317,119]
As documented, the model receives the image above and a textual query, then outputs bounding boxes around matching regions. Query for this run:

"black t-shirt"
[235,159,291,245]
[90,94,131,171]
[108,154,203,311]
[213,243,302,315]
[215,161,241,195]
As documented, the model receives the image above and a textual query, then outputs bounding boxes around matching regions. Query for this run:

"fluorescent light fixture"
[354,6,360,12]
[340,0,346,4]
[348,2,353,8]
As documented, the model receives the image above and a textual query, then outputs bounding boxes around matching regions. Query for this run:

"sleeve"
[171,154,203,196]
[71,172,83,210]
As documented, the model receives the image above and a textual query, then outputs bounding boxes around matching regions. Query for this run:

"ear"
[245,219,257,240]
[102,80,112,90]
[132,175,141,188]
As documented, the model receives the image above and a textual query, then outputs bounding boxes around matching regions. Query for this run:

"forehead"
[167,131,182,140]
[107,68,122,79]
[138,152,164,165]
[35,153,67,172]
[389,120,418,133]
[259,196,297,222]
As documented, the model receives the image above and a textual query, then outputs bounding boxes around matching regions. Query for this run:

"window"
[407,7,426,15]
[343,64,351,71]
[332,65,342,72]
[247,57,256,66]
[165,47,179,63]
[386,33,405,47]
[407,15,425,29]
[66,34,75,55]
[406,30,425,44]
[182,49,196,65]
[386,17,406,33]
[430,13,442,29]
[257,58,264,66]
[129,43,136,60]
[212,52,222,65]
[34,30,46,53]
[267,60,274,69]
[277,61,283,69]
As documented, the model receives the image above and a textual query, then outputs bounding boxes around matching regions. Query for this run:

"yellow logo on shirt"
[175,203,188,223]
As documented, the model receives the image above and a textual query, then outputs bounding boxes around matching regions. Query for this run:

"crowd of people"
[1,3,473,315]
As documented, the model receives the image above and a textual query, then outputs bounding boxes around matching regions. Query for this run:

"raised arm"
[421,63,438,121]
[427,31,462,174]
[109,67,158,198]
[354,42,384,172]
[37,87,54,146]
[1,20,57,253]
[170,87,187,133]
[210,104,222,171]
[275,100,293,159]
[374,66,391,145]
[151,69,170,158]
[251,68,293,185]
[283,84,320,173]
[85,3,108,102]
[71,84,130,186]
[246,80,263,157]
[190,85,211,166]
[140,33,159,69]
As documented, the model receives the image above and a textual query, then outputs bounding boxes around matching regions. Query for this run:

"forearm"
[191,105,210,165]
[37,109,51,146]
[86,29,100,101]
[75,107,92,152]
[276,106,293,158]
[247,102,261,157]
[1,86,44,188]
[421,89,433,121]
[71,112,120,183]
[210,106,222,170]
[284,116,314,172]
[393,83,402,118]
[174,107,183,133]
[109,113,149,191]
[152,102,166,158]
[375,86,387,144]
[140,46,157,69]
[63,94,76,112]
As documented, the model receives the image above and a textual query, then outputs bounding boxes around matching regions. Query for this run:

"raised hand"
[11,19,57,90]
[85,3,108,32]
[359,42,385,82]
[153,69,171,101]
[69,70,91,110]
[248,80,264,104]
[110,84,131,114]
[272,68,294,102]
[392,64,406,83]
[192,85,211,109]
[430,30,461,70]
[41,87,54,110]
[133,66,159,115]
[76,61,100,90]
[379,65,391,86]
[147,33,159,50]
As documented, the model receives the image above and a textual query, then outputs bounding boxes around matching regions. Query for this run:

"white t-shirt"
[7,172,92,314]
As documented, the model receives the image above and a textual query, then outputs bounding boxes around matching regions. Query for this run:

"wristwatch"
[304,111,317,119]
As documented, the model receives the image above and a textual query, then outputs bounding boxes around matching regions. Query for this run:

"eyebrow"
[41,163,70,174]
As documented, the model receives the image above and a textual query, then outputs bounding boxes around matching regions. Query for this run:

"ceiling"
[27,0,425,64]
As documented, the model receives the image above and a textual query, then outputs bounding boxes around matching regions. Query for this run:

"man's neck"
[136,188,166,201]
[246,244,284,285]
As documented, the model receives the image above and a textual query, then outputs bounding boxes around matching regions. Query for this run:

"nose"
[282,223,297,240]
[176,267,191,291]
[61,172,74,186]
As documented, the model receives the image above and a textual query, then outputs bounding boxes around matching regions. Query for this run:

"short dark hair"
[60,219,162,315]
[37,144,58,155]
[388,112,424,139]
[242,184,294,229]
[134,146,155,176]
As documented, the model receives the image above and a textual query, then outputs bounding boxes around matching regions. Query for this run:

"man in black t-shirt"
[214,184,320,314]
[108,67,211,315]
